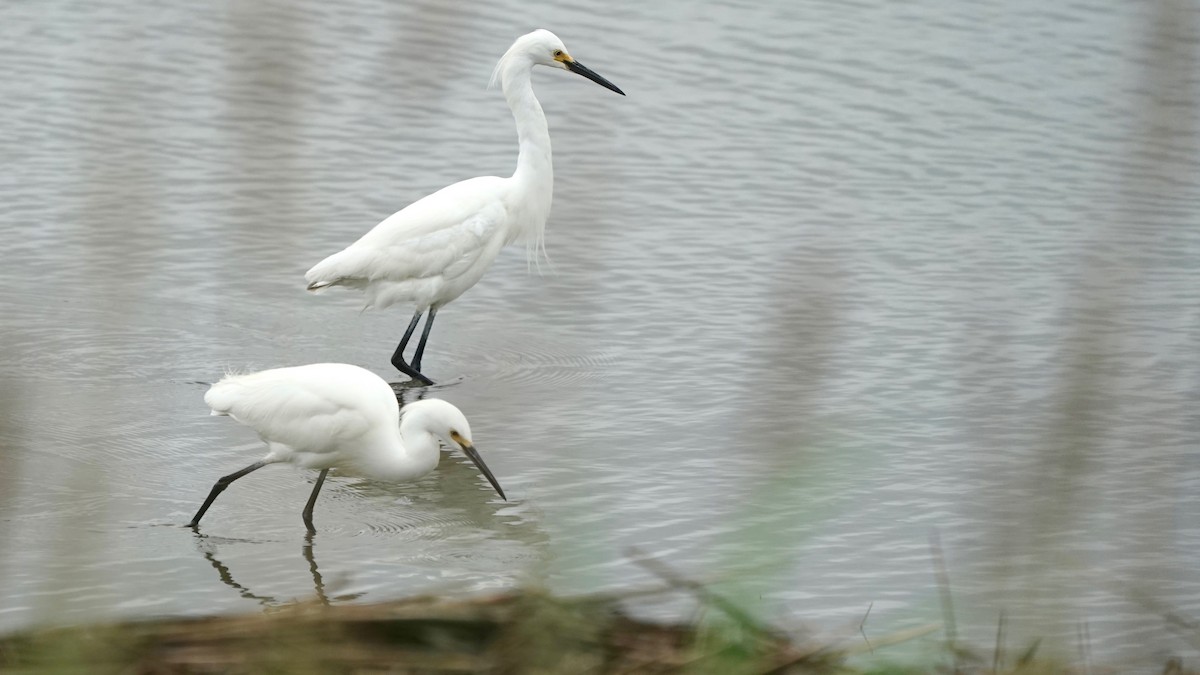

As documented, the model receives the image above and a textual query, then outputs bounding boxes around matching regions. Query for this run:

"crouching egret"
[186,363,505,532]
[304,29,625,384]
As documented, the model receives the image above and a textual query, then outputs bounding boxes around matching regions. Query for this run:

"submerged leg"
[187,460,268,528]
[301,469,329,533]
[411,306,439,372]
[390,310,434,385]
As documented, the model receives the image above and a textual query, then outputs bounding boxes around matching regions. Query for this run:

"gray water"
[2,0,1199,669]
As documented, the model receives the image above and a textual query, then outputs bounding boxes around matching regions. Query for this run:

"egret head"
[494,29,625,96]
[405,399,506,500]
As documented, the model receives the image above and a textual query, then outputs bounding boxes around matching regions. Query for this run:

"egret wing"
[380,203,507,281]
[305,177,508,288]
[356,176,506,246]
[206,367,377,455]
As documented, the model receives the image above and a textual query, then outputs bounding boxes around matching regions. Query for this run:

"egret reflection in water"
[197,533,364,608]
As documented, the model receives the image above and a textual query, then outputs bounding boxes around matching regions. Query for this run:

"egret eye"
[553,50,564,58]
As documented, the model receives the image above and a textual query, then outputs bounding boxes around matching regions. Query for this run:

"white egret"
[186,363,505,532]
[304,29,624,384]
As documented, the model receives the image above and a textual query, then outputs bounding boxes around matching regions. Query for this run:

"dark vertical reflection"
[219,1,310,282]
[43,9,166,609]
[722,253,847,593]
[978,0,1200,655]
[0,381,23,552]
[1109,0,1199,601]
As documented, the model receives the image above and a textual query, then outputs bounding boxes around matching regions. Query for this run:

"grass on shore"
[6,582,1186,675]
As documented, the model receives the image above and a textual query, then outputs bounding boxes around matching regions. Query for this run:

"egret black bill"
[566,60,625,96]
[460,443,506,500]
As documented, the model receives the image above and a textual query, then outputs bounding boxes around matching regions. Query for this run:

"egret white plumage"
[304,29,624,384]
[186,363,505,532]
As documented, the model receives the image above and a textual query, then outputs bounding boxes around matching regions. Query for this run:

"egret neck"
[498,57,553,250]
[359,414,440,482]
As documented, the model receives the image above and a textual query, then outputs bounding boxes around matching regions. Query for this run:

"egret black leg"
[411,306,438,372]
[187,460,268,528]
[390,310,434,385]
[302,469,329,533]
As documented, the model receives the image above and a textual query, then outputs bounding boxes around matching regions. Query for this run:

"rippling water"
[2,0,1199,669]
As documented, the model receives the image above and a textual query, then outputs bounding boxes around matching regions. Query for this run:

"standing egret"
[304,29,625,384]
[186,363,505,532]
